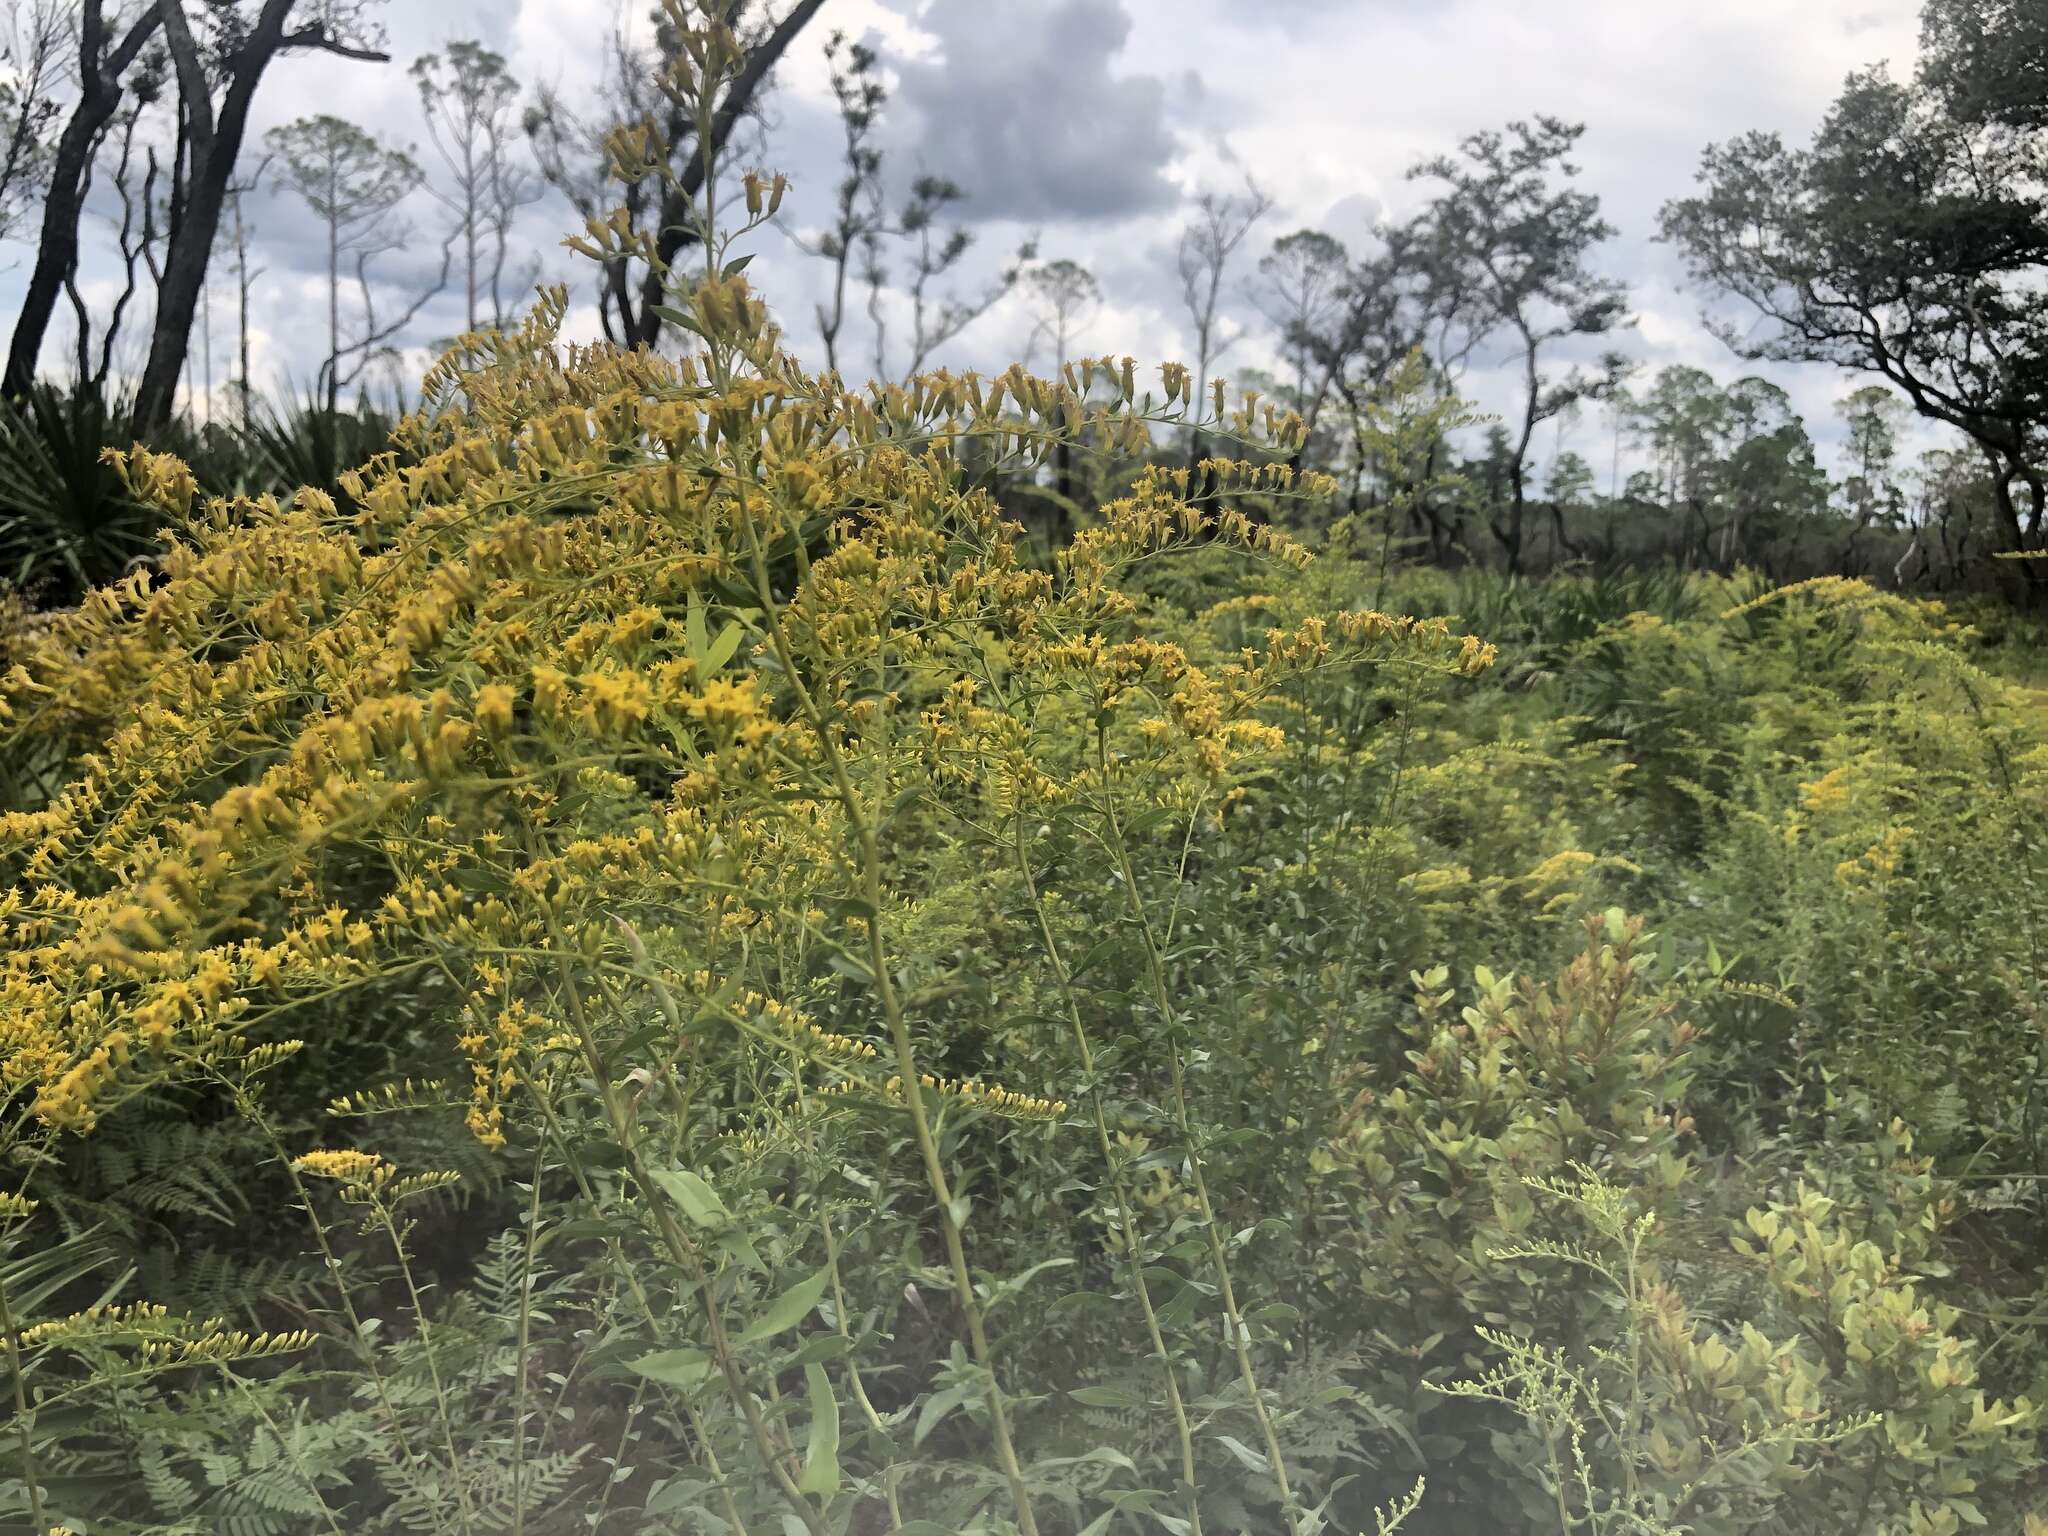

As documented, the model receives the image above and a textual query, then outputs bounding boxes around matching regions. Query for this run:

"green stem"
[223,1367,349,1536]
[548,927,827,1536]
[732,441,1043,1536]
[510,1143,546,1536]
[373,1198,480,1536]
[521,1071,754,1536]
[227,1083,424,1474]
[0,1240,48,1535]
[1013,817,1205,1536]
[824,1212,906,1531]
[1094,726,1298,1514]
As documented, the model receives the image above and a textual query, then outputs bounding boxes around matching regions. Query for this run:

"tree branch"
[279,25,391,64]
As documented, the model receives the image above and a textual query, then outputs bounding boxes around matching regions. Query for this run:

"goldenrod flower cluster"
[293,1150,461,1209]
[136,1327,318,1365]
[885,1073,1069,1121]
[0,238,1489,1170]
[455,999,559,1147]
[798,1022,879,1062]
[327,1078,454,1118]
[293,1149,387,1182]
[16,1300,314,1369]
[18,1300,174,1347]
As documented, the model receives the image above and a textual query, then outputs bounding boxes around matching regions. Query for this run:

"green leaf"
[704,620,746,674]
[685,590,707,660]
[827,951,876,985]
[763,513,833,562]
[643,1475,715,1516]
[913,1384,968,1446]
[1122,807,1176,840]
[1156,1286,1198,1329]
[793,1332,851,1365]
[1069,1385,1142,1409]
[1071,934,1126,980]
[798,1363,841,1495]
[1212,1434,1270,1473]
[994,1256,1075,1295]
[702,569,761,608]
[736,1268,830,1346]
[652,303,705,337]
[1246,1301,1302,1330]
[1050,1288,1114,1313]
[649,1168,729,1228]
[1065,1446,1139,1475]
[715,1224,769,1275]
[628,1348,714,1391]
[824,895,878,923]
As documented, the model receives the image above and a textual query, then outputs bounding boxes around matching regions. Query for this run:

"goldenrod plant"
[0,5,2045,1534]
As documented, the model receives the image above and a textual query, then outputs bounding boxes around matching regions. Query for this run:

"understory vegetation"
[4,14,2048,1536]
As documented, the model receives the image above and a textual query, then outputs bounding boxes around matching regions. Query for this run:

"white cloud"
[0,0,1937,467]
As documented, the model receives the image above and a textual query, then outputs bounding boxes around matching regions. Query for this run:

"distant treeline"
[0,0,2043,599]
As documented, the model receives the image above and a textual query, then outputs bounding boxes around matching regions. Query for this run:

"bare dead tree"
[413,39,541,332]
[334,229,450,402]
[63,92,167,392]
[1025,257,1098,374]
[0,0,65,247]
[131,0,395,431]
[802,27,885,376]
[896,175,1033,379]
[1177,178,1272,471]
[1253,228,1348,416]
[216,156,266,424]
[4,0,167,398]
[1025,258,1098,533]
[267,111,447,413]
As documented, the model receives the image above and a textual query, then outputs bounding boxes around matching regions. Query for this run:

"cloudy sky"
[0,0,1930,473]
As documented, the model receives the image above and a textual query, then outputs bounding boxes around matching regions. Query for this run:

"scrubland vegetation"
[4,2,2048,1534]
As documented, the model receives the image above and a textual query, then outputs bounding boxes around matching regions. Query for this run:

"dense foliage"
[4,13,2048,1536]
[0,381,408,608]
